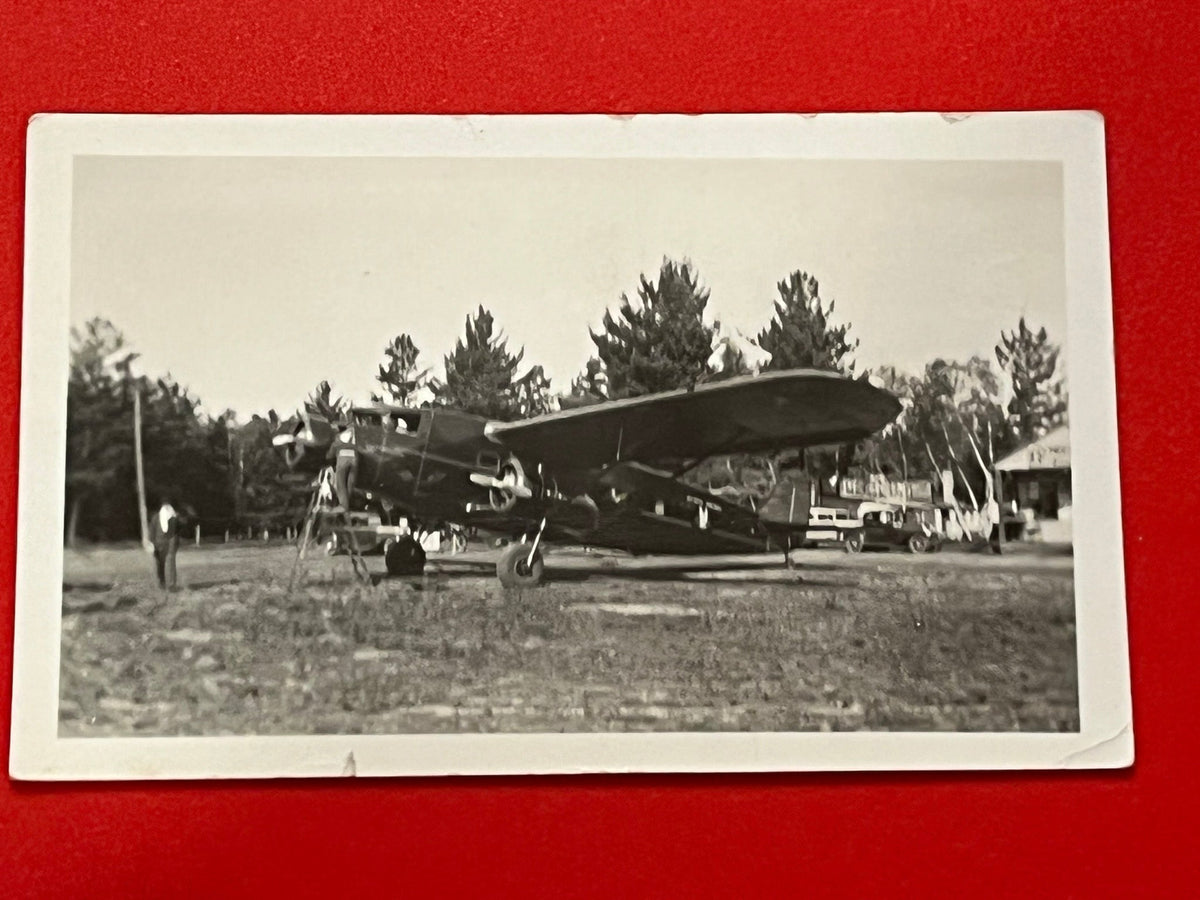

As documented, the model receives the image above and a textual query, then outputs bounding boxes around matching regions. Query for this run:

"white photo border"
[10,112,1132,779]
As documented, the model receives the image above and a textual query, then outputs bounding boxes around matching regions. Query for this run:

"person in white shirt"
[150,497,180,590]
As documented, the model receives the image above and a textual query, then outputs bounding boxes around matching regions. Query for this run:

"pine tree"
[756,271,860,494]
[708,339,752,382]
[432,306,528,420]
[994,318,1067,447]
[65,319,133,545]
[306,380,347,421]
[561,359,608,409]
[589,258,717,399]
[232,413,310,533]
[758,271,858,374]
[66,319,246,542]
[139,374,236,530]
[512,364,554,418]
[374,333,429,406]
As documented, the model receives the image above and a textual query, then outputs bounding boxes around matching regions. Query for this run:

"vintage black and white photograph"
[10,114,1131,778]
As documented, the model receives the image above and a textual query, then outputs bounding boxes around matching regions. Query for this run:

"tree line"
[65,257,1066,544]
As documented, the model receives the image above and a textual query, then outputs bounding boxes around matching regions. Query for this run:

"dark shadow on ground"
[63,582,118,593]
[539,568,842,587]
[387,557,847,588]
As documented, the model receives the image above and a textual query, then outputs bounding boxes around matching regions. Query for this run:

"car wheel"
[497,542,545,588]
[907,533,929,554]
[385,535,426,576]
[844,531,864,554]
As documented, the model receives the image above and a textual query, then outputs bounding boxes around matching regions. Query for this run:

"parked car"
[843,502,941,554]
[802,505,859,546]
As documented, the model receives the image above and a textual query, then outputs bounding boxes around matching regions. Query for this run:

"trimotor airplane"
[272,370,901,586]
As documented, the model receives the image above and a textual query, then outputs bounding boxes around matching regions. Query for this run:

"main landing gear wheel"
[497,542,545,588]
[385,535,426,576]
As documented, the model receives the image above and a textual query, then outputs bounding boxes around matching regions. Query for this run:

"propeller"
[469,459,536,512]
[272,417,319,470]
[469,471,534,499]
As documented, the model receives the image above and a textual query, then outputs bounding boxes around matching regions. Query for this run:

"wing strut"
[667,425,756,478]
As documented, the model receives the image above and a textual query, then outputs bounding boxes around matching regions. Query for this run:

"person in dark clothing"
[150,498,181,590]
[328,424,358,514]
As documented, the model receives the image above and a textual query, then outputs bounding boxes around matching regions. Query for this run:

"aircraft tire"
[497,542,544,588]
[385,536,426,576]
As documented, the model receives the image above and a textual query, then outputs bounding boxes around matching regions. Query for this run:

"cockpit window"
[353,412,384,429]
[391,411,422,434]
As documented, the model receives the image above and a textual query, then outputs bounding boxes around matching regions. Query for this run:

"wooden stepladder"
[288,466,372,592]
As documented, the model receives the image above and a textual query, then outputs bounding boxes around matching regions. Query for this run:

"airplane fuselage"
[284,403,811,556]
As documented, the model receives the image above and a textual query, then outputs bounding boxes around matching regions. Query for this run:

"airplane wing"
[486,369,901,473]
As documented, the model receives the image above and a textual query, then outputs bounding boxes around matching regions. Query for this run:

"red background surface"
[1,1,1195,896]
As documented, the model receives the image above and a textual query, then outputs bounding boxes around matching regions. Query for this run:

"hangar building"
[995,424,1072,543]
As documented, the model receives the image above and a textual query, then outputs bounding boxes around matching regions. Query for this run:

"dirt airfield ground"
[58,539,1079,735]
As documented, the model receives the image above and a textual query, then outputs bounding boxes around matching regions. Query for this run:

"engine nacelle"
[469,456,539,512]
[272,411,336,474]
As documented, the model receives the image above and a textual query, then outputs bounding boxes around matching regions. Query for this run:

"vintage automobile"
[843,502,941,554]
[803,505,860,546]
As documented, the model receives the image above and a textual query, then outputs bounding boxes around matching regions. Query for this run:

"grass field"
[59,541,1079,735]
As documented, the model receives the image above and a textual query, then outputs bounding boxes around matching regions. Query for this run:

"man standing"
[329,424,358,514]
[150,497,180,590]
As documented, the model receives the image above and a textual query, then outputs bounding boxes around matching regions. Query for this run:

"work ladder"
[288,467,372,591]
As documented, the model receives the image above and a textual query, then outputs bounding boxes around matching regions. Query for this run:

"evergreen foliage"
[62,276,1072,542]
[758,271,858,374]
[432,306,547,421]
[995,317,1068,446]
[374,333,429,406]
[589,258,717,399]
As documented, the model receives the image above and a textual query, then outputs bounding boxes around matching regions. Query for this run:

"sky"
[71,155,1065,419]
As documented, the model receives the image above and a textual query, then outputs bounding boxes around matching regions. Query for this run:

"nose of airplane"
[273,412,334,472]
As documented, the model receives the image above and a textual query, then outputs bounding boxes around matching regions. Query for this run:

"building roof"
[995,424,1071,472]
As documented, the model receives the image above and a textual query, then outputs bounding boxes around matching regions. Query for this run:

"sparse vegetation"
[60,545,1078,735]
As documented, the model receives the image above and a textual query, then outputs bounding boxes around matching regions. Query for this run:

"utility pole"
[132,383,150,550]
[105,349,151,551]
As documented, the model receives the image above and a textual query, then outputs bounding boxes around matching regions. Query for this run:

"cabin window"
[391,411,422,434]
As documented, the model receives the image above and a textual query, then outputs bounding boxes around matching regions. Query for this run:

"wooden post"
[993,464,1005,554]
[896,428,909,509]
[195,524,200,546]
